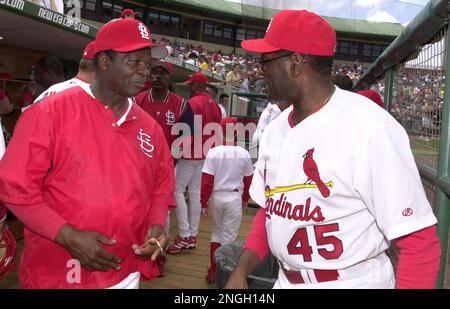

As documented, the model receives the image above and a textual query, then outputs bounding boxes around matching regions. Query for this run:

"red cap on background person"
[121,9,136,18]
[93,19,167,59]
[152,60,173,76]
[220,117,237,131]
[357,90,384,108]
[221,117,238,140]
[241,10,336,56]
[82,41,96,60]
[184,72,209,84]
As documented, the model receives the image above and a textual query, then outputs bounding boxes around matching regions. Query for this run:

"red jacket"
[183,92,222,160]
[0,86,174,288]
[135,90,188,151]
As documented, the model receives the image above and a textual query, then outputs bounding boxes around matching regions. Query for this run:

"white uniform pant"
[174,159,205,238]
[273,253,395,289]
[210,191,242,245]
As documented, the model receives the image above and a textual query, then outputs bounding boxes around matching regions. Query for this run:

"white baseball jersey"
[202,145,254,194]
[203,145,254,245]
[252,102,281,146]
[33,77,89,105]
[250,87,437,287]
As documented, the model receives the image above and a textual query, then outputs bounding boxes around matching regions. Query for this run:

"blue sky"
[226,0,429,25]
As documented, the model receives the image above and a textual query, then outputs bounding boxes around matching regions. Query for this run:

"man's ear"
[97,52,111,71]
[290,53,303,78]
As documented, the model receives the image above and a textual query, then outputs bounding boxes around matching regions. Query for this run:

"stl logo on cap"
[93,19,168,59]
[138,23,150,40]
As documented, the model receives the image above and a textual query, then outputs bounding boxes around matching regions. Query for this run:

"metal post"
[383,68,394,112]
[434,23,450,289]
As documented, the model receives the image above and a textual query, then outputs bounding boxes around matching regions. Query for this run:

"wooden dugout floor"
[0,207,258,289]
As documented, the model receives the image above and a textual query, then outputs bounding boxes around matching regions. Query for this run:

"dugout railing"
[355,0,450,288]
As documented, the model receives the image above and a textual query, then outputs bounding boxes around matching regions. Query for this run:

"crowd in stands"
[161,35,446,143]
[389,70,444,140]
[159,37,369,93]
[332,61,368,81]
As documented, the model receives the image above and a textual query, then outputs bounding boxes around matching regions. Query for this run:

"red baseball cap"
[82,41,96,60]
[220,117,237,129]
[94,19,167,59]
[242,10,336,56]
[221,117,238,138]
[357,90,384,108]
[121,9,136,18]
[152,60,173,76]
[184,72,209,84]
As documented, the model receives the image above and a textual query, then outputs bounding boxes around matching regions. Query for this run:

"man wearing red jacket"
[167,72,222,254]
[135,60,190,154]
[0,19,173,289]
[134,59,192,276]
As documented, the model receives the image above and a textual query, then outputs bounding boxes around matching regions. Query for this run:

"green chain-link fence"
[355,0,450,288]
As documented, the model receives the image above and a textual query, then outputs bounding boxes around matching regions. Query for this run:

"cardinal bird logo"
[303,148,331,198]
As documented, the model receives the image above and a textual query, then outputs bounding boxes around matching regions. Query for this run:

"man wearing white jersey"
[225,10,440,289]
[32,41,96,105]
[200,117,254,284]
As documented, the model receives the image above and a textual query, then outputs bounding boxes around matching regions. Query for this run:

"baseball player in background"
[134,59,192,276]
[0,19,173,289]
[200,117,254,284]
[24,55,65,109]
[121,9,137,20]
[31,41,97,106]
[167,72,222,254]
[135,59,190,156]
[225,10,440,289]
